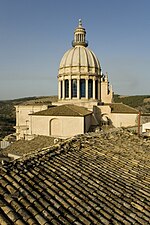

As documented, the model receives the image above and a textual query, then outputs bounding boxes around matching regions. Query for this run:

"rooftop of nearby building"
[0,136,56,157]
[0,128,150,224]
[31,104,92,117]
[107,103,139,114]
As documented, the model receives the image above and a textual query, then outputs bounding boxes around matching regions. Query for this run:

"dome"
[59,46,101,75]
[58,20,103,103]
[58,20,101,76]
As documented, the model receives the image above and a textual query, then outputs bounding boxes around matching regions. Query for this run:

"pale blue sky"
[0,0,150,100]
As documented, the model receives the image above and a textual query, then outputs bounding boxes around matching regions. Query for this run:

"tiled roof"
[1,136,56,156]
[0,128,150,224]
[31,104,92,117]
[107,103,139,114]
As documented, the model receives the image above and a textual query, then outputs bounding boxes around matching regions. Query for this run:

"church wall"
[31,115,84,138]
[15,105,49,140]
[110,113,138,127]
[56,100,98,110]
[30,116,49,136]
[59,116,84,137]
[96,105,138,128]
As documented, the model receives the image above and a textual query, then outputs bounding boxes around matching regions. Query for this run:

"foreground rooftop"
[0,128,150,224]
[1,136,56,157]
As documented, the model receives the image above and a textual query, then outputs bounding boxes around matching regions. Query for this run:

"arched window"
[65,79,69,98]
[95,80,98,99]
[80,79,85,97]
[88,79,93,98]
[60,81,62,98]
[71,79,77,97]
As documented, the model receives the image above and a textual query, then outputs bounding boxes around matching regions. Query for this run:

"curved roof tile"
[0,128,150,224]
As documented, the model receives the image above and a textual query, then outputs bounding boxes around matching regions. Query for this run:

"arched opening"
[95,80,98,99]
[50,118,62,136]
[71,79,77,97]
[60,81,62,98]
[65,79,69,98]
[88,79,93,98]
[80,79,85,98]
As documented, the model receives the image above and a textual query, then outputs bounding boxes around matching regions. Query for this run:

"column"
[58,80,61,100]
[93,78,96,100]
[85,78,88,99]
[69,78,71,99]
[62,80,65,99]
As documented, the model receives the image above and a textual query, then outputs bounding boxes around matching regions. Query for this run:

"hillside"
[0,95,150,139]
[114,94,150,112]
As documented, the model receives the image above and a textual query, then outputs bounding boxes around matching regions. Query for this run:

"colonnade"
[58,77,101,101]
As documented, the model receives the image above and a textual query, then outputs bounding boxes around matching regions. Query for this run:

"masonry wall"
[31,115,84,138]
[15,105,49,140]
[97,105,138,128]
[110,113,138,127]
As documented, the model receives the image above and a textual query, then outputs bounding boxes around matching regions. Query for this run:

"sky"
[0,0,150,100]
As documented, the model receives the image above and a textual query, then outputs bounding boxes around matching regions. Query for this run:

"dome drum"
[58,77,101,101]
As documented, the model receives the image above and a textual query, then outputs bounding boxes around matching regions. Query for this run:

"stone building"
[15,20,139,140]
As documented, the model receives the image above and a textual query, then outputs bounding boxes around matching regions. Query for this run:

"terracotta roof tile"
[0,128,150,224]
[106,103,139,114]
[31,104,92,117]
[1,136,56,156]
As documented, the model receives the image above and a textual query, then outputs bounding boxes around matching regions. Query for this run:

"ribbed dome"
[59,46,101,75]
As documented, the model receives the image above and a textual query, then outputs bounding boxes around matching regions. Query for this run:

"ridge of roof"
[31,104,92,117]
[65,104,83,116]
[106,103,139,114]
[65,104,92,116]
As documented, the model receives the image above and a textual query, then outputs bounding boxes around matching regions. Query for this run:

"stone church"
[15,20,139,140]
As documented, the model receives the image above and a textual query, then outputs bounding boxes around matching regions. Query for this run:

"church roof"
[1,128,150,224]
[108,103,139,114]
[31,104,92,117]
[59,46,100,75]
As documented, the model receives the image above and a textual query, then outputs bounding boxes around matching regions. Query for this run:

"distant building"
[15,20,139,140]
[142,122,150,136]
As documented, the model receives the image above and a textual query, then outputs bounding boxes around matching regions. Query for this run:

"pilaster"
[58,80,61,99]
[98,78,101,101]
